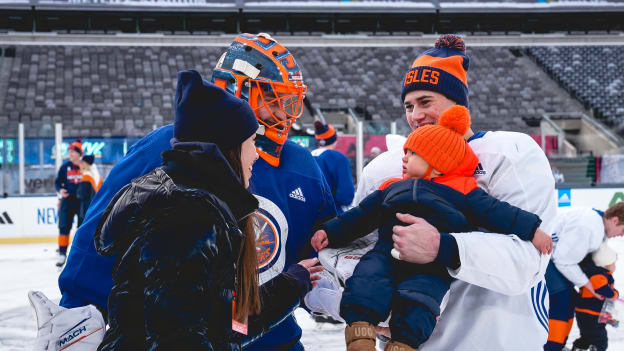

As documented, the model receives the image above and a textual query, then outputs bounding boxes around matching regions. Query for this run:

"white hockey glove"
[28,291,105,351]
[304,232,378,322]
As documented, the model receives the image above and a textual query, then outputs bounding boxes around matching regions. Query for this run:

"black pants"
[59,195,81,234]
[572,313,608,351]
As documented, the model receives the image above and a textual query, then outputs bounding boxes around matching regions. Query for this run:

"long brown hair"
[224,145,262,321]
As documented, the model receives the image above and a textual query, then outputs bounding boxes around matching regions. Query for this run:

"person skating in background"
[76,154,102,225]
[545,204,624,351]
[29,33,336,351]
[311,121,355,214]
[311,106,551,351]
[571,243,619,351]
[54,138,83,267]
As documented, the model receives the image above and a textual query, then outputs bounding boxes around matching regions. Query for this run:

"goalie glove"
[305,232,378,322]
[317,231,378,285]
[28,291,105,351]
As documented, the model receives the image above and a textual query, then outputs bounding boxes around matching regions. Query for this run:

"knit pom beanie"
[401,34,470,107]
[314,121,337,147]
[403,105,471,174]
[68,138,83,155]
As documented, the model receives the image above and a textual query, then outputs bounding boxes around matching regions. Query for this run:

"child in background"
[572,243,619,351]
[311,105,552,351]
[76,154,102,226]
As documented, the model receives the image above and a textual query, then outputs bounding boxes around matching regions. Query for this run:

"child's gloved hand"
[531,229,553,255]
[311,229,329,251]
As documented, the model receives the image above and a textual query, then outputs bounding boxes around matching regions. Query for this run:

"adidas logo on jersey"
[474,163,486,175]
[289,187,306,202]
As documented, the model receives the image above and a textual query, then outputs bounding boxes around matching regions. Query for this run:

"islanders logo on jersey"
[253,195,289,285]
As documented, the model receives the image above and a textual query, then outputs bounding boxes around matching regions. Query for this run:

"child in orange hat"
[311,105,552,351]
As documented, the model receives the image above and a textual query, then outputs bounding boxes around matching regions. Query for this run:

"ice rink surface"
[2,240,624,351]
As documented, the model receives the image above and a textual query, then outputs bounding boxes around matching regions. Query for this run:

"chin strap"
[255,133,284,167]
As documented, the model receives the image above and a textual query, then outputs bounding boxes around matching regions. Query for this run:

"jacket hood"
[94,141,258,256]
[163,140,259,221]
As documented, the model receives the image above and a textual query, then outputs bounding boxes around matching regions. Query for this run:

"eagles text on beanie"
[401,34,470,107]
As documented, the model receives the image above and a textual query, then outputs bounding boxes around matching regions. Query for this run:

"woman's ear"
[431,169,443,178]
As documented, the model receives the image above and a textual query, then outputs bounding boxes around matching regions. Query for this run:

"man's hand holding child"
[531,229,553,255]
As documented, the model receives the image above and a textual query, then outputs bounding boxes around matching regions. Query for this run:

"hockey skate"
[384,340,417,351]
[28,291,105,351]
[55,253,67,267]
[311,313,343,325]
[345,321,377,351]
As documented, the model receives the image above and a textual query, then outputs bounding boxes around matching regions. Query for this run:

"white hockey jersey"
[550,206,605,287]
[356,130,557,351]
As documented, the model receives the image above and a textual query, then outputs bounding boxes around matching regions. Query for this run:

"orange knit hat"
[403,105,471,174]
[68,138,83,155]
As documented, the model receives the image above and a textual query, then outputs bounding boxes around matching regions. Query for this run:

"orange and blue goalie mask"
[211,33,307,167]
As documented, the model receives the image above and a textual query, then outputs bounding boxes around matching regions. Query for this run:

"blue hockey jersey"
[55,160,82,195]
[311,148,355,214]
[58,124,337,350]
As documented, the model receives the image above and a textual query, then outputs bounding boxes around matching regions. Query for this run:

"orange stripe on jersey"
[412,55,468,85]
[590,274,609,290]
[82,174,102,193]
[575,308,601,316]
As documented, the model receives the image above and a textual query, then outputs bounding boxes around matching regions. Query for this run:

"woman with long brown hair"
[94,70,322,350]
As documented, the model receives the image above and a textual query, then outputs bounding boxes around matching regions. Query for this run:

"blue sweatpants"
[340,238,450,348]
[544,261,577,351]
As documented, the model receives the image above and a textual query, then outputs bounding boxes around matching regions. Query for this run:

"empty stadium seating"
[0,45,586,138]
[528,46,624,136]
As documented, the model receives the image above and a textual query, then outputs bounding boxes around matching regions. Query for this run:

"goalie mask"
[212,33,307,167]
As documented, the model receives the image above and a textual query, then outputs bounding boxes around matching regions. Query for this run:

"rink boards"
[1,187,624,242]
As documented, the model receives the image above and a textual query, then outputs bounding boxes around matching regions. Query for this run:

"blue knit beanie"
[174,69,259,149]
[314,121,337,147]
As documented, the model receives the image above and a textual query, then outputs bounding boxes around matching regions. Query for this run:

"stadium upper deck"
[0,0,622,34]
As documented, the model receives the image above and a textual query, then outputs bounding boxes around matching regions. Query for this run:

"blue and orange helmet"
[212,33,307,167]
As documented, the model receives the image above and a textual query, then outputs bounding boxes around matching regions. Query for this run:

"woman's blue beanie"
[174,69,259,149]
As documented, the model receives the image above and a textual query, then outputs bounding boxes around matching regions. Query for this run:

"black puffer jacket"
[95,142,312,350]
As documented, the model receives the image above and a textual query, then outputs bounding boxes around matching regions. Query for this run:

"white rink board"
[0,196,77,238]
[2,188,624,238]
[556,187,624,209]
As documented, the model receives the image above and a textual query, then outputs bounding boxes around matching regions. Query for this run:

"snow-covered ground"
[2,241,624,350]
